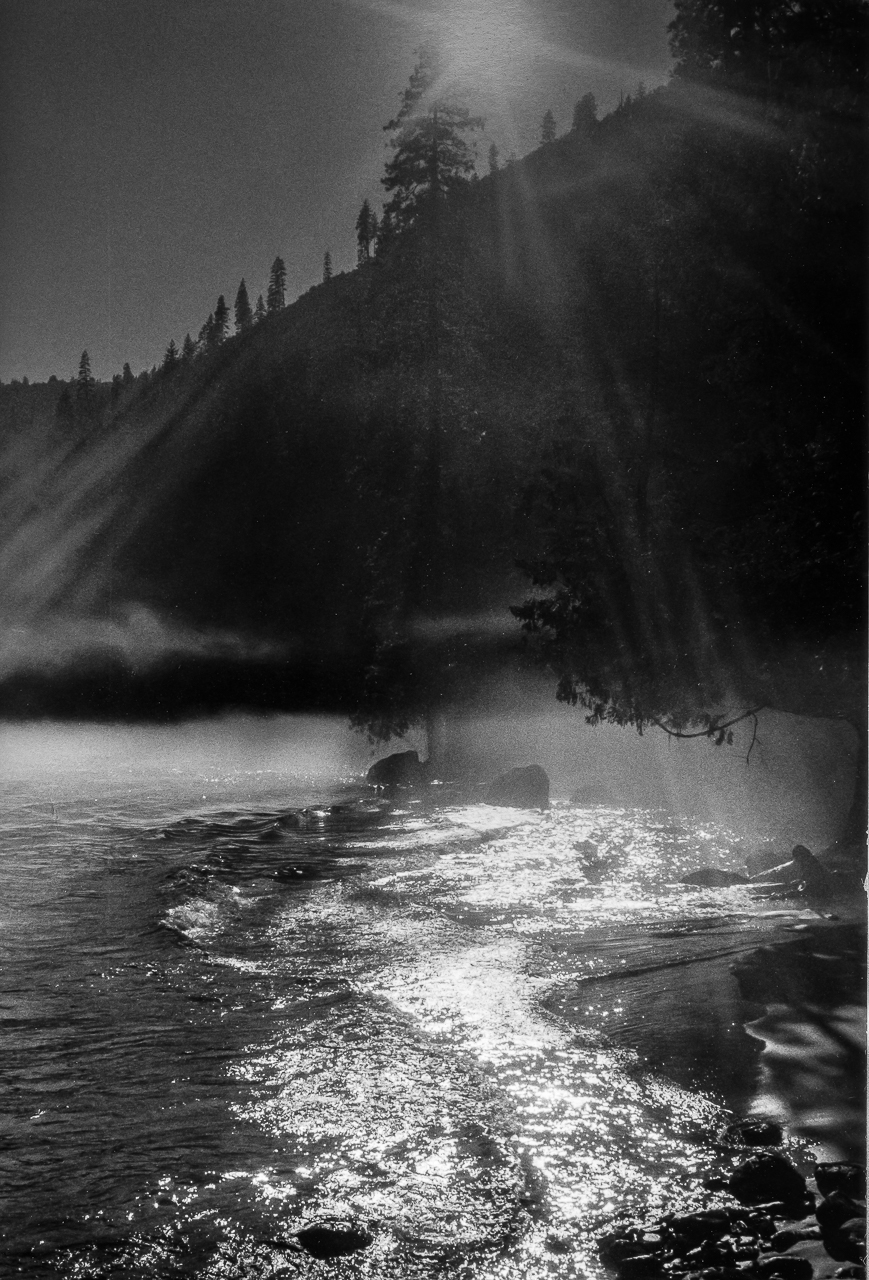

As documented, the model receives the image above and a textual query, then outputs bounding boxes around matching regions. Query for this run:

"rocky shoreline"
[598,1142,865,1280]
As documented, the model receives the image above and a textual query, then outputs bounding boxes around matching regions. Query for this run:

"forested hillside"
[1,1,865,839]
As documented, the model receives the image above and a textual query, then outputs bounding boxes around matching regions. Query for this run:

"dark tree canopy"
[512,0,867,789]
[381,47,482,234]
[234,279,252,332]
[323,250,333,282]
[76,350,94,396]
[213,295,230,343]
[572,93,598,133]
[267,258,287,312]
[355,199,378,263]
[163,338,179,370]
[254,294,266,322]
[668,0,869,105]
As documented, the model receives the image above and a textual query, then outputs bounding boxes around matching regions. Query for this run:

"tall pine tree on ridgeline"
[76,350,95,404]
[181,333,196,361]
[323,250,333,282]
[163,339,179,370]
[254,294,266,322]
[213,295,230,343]
[355,199,377,263]
[381,46,482,236]
[234,279,252,332]
[267,258,287,312]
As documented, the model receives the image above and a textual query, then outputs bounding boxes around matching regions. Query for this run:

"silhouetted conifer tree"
[381,47,482,234]
[76,350,95,404]
[163,339,179,370]
[198,314,215,349]
[356,199,378,263]
[182,333,196,361]
[255,294,266,322]
[122,362,134,386]
[541,109,557,143]
[323,250,333,282]
[375,208,395,256]
[234,279,252,332]
[213,295,230,342]
[267,258,287,312]
[572,93,598,133]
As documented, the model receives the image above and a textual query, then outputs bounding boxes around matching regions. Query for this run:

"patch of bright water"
[0,760,851,1279]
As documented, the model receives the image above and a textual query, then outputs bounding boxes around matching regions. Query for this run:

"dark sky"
[0,0,674,383]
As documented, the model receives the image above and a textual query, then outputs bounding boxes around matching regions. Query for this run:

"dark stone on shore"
[681,868,750,887]
[484,764,550,809]
[821,1217,866,1265]
[600,1231,666,1264]
[756,1254,815,1280]
[667,1210,734,1245]
[772,1227,823,1251]
[367,750,427,788]
[293,1220,374,1259]
[721,1118,784,1147]
[815,1166,867,1202]
[728,1153,807,1206]
[681,1269,745,1280]
[615,1253,665,1277]
[816,1194,866,1236]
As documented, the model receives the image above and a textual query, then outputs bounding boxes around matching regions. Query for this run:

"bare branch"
[651,706,766,744]
[745,712,760,765]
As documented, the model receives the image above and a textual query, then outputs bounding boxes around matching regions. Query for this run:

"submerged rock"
[728,1153,807,1206]
[484,764,549,809]
[720,1118,784,1147]
[367,750,427,788]
[292,1220,374,1259]
[681,868,750,887]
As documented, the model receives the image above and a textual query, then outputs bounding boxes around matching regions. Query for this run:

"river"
[0,717,862,1279]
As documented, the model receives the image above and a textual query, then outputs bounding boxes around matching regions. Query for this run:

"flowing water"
[0,720,860,1279]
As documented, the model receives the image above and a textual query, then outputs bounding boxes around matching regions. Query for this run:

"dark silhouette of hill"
[0,75,864,744]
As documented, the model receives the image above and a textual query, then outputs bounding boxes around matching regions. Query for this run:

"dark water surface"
[0,723,860,1278]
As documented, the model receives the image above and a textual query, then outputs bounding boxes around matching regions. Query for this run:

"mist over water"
[0,709,861,1277]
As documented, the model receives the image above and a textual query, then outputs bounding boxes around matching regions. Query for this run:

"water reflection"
[1,763,860,1278]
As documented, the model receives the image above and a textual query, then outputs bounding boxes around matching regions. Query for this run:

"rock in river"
[484,764,550,809]
[728,1153,807,1206]
[293,1220,374,1259]
[720,1118,784,1147]
[367,750,427,788]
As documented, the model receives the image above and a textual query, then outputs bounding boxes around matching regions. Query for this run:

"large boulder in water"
[293,1220,374,1259]
[484,764,550,809]
[367,750,427,788]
